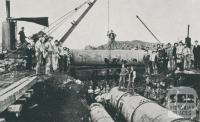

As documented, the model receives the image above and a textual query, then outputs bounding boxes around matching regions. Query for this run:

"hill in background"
[85,40,157,50]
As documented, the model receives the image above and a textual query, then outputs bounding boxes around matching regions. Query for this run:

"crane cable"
[46,1,89,35]
[46,11,76,34]
[107,0,112,60]
[47,11,76,35]
[107,0,110,31]
[40,1,89,35]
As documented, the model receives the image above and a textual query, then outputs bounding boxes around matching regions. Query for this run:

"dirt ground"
[3,72,90,122]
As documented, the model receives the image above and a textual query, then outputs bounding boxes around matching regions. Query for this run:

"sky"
[1,0,200,49]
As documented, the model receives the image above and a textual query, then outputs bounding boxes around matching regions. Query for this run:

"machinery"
[90,103,114,122]
[166,87,198,119]
[185,25,191,48]
[2,0,49,51]
[109,87,193,122]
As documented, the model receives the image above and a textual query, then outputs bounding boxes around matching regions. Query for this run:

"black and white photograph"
[0,0,200,122]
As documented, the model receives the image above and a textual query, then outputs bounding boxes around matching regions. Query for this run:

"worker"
[166,43,174,71]
[60,47,69,72]
[127,66,136,94]
[87,86,94,105]
[105,84,110,93]
[118,64,128,90]
[99,85,105,94]
[18,27,26,44]
[156,44,163,73]
[107,30,117,50]
[52,40,61,71]
[107,30,117,42]
[25,43,34,70]
[173,43,178,70]
[104,85,111,108]
[150,51,157,74]
[161,44,168,72]
[143,49,150,75]
[183,44,191,70]
[176,41,184,70]
[193,40,200,69]
[35,34,45,75]
[94,86,101,98]
[196,99,200,120]
[44,36,54,75]
[145,86,151,98]
[66,48,72,67]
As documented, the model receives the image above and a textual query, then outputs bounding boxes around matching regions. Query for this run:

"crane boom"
[136,15,161,43]
[59,0,97,44]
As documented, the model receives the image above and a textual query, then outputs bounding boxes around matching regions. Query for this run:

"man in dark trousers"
[173,43,178,70]
[59,47,69,72]
[18,27,26,44]
[118,64,129,90]
[193,40,200,69]
[25,43,34,70]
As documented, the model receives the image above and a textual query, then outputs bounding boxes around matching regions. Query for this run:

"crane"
[59,0,97,44]
[136,15,161,43]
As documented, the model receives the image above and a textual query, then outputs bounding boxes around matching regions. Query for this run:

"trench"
[1,73,90,122]
[0,65,145,122]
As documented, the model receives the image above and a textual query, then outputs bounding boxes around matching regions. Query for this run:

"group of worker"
[87,84,111,105]
[144,76,167,104]
[118,64,136,93]
[18,27,71,75]
[143,40,200,75]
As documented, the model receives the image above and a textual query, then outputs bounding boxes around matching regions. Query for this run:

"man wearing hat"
[107,29,117,42]
[44,36,54,75]
[59,47,69,72]
[166,43,174,71]
[182,43,191,70]
[193,40,200,69]
[172,43,178,70]
[18,27,26,44]
[52,40,61,71]
[176,41,184,70]
[35,34,45,75]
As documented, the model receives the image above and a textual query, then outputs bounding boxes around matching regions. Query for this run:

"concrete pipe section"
[110,87,193,122]
[90,103,114,122]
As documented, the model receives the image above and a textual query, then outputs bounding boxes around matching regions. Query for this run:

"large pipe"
[109,87,192,122]
[90,103,114,122]
[71,49,145,65]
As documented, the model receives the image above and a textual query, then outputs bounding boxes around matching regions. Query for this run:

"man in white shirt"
[35,35,45,75]
[182,44,191,70]
[44,36,54,75]
[176,41,184,70]
[52,40,61,71]
[177,41,184,56]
